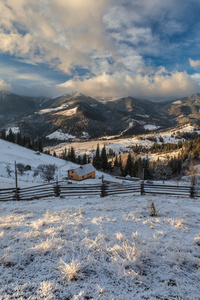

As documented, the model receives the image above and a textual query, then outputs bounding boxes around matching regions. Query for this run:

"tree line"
[0,128,43,152]
[52,138,200,181]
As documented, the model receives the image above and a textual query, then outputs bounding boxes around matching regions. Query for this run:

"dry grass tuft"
[194,235,200,246]
[169,218,187,229]
[149,202,157,217]
[58,258,88,282]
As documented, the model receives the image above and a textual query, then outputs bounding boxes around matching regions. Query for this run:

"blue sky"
[0,0,200,100]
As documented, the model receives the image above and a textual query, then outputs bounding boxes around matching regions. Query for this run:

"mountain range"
[1,90,200,144]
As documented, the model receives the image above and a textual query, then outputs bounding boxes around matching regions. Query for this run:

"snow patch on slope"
[144,124,160,131]
[54,107,77,117]
[38,104,69,115]
[173,100,182,105]
[6,127,20,135]
[46,130,76,141]
[136,114,149,118]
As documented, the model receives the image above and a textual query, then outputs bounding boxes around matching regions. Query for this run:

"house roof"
[70,163,96,177]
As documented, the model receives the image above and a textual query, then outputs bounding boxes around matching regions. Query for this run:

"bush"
[6,165,12,177]
[149,202,157,217]
[36,164,57,182]
[16,163,26,176]
[25,165,31,171]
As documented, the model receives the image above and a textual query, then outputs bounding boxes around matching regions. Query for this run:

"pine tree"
[77,155,82,164]
[16,132,22,145]
[118,154,123,176]
[82,153,88,165]
[114,156,119,167]
[125,152,134,176]
[32,138,35,150]
[7,129,15,143]
[101,145,108,171]
[69,147,76,162]
[36,138,43,152]
[24,136,31,149]
[1,129,6,140]
[93,144,101,169]
[61,148,67,160]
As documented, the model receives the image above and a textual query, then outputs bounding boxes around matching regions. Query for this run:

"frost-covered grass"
[0,194,199,299]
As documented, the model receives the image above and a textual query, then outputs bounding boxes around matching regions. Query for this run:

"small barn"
[68,163,96,181]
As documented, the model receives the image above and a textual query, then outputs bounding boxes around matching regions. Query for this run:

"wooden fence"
[0,181,199,201]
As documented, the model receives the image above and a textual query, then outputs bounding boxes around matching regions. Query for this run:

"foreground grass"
[0,195,199,299]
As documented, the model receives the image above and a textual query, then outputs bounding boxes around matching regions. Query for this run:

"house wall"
[68,170,95,181]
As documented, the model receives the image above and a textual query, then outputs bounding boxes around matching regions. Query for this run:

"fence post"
[14,188,20,201]
[141,181,144,195]
[190,184,195,198]
[101,176,107,197]
[54,181,61,197]
[15,161,19,200]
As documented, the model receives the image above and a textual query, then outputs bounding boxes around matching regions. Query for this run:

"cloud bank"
[59,68,199,101]
[0,0,200,100]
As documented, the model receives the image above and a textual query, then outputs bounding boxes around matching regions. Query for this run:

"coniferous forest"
[45,136,200,181]
[0,129,43,152]
[2,128,200,181]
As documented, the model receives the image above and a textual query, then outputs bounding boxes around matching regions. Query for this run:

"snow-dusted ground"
[0,139,125,188]
[0,194,199,299]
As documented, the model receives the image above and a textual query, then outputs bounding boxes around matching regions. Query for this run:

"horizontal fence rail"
[106,184,141,196]
[0,181,199,201]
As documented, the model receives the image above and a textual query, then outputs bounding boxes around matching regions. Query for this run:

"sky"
[0,0,200,101]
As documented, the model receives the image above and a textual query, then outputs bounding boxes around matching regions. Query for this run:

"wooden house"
[68,163,96,181]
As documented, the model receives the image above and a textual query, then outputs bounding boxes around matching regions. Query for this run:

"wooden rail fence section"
[0,181,199,201]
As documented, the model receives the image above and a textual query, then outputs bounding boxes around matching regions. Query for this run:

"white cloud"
[189,58,200,69]
[0,79,11,91]
[58,68,200,101]
[0,0,112,73]
[0,0,199,101]
[0,0,183,77]
[191,73,200,84]
[0,63,61,97]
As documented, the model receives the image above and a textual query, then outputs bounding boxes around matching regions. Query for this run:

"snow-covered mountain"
[1,91,200,144]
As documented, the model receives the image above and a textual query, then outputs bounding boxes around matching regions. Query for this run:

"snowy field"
[47,124,200,157]
[0,194,199,299]
[0,139,125,189]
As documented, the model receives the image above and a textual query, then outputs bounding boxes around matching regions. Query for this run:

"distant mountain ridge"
[1,90,200,144]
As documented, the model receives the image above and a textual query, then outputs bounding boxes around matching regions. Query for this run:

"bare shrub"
[194,235,200,246]
[6,164,12,177]
[16,163,27,176]
[149,202,157,217]
[186,162,200,185]
[36,164,57,182]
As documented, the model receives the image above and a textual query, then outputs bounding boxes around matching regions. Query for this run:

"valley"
[2,90,200,183]
[46,123,199,159]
